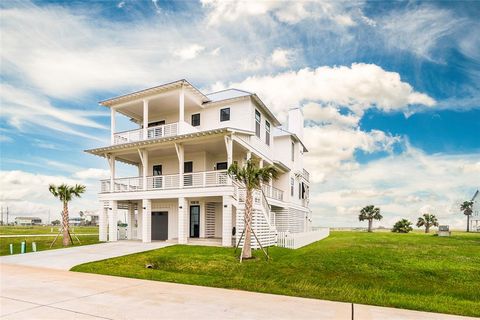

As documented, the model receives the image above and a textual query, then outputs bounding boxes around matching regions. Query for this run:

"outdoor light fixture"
[224,205,227,208]
[143,207,146,210]
[179,206,183,209]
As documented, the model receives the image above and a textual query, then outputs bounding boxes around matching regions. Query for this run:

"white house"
[15,217,42,226]
[86,80,326,248]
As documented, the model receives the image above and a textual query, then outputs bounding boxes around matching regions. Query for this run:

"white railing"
[303,169,310,182]
[113,122,179,145]
[100,170,230,193]
[277,228,330,249]
[261,184,284,201]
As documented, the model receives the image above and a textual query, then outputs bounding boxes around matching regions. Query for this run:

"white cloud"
[380,6,463,61]
[309,144,480,229]
[239,58,263,71]
[201,0,370,26]
[74,168,110,180]
[216,63,435,121]
[271,48,294,67]
[303,102,359,127]
[173,44,205,60]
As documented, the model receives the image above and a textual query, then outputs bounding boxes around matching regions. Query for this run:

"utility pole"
[6,206,9,225]
[1,206,3,226]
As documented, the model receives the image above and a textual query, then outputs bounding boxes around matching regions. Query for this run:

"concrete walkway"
[0,241,171,270]
[0,264,475,320]
[0,234,97,238]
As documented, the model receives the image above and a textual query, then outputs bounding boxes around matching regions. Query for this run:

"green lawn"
[0,235,100,256]
[0,225,98,235]
[72,231,480,317]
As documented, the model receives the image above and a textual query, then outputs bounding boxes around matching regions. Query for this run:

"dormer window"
[255,110,261,138]
[220,108,230,122]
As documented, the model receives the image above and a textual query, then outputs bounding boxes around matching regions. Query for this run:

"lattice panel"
[205,202,216,238]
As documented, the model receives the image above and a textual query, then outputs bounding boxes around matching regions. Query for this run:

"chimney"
[287,108,304,140]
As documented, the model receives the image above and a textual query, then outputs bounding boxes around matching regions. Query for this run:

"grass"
[72,231,480,317]
[0,225,99,235]
[0,235,100,256]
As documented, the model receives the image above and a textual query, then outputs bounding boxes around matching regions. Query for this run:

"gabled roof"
[99,79,210,107]
[273,127,308,152]
[205,88,252,102]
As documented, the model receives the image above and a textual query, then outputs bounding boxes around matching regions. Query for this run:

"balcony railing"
[303,169,310,182]
[261,184,284,201]
[100,170,229,193]
[113,122,179,145]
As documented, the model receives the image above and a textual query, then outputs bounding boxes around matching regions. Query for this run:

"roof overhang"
[273,160,290,173]
[99,79,210,107]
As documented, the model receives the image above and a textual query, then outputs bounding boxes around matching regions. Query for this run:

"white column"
[111,108,116,144]
[99,203,108,242]
[126,203,134,240]
[175,143,184,188]
[142,149,149,191]
[178,197,187,244]
[108,200,118,242]
[137,202,143,240]
[222,195,232,247]
[179,84,185,132]
[142,199,151,243]
[108,155,116,192]
[143,99,149,139]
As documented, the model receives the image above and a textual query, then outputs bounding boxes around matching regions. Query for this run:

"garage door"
[151,212,168,240]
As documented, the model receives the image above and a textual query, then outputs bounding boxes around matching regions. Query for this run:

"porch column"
[110,108,116,144]
[137,202,143,240]
[225,136,233,184]
[222,195,233,247]
[99,203,108,241]
[108,155,115,192]
[142,199,151,243]
[179,84,185,131]
[143,99,149,139]
[178,197,187,244]
[108,200,118,242]
[142,149,149,190]
[126,203,134,240]
[175,143,184,188]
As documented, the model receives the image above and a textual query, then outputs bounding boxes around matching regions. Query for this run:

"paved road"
[0,264,475,320]
[0,241,171,270]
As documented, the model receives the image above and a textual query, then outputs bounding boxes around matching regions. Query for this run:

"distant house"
[84,211,99,226]
[15,217,42,226]
[69,217,83,226]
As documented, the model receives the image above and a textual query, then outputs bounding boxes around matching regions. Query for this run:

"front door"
[190,205,200,238]
[184,161,193,187]
[153,164,162,189]
[151,212,168,240]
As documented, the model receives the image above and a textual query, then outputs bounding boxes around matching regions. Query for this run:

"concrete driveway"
[0,241,171,270]
[0,264,475,320]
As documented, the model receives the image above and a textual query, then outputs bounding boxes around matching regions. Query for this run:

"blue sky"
[0,0,479,228]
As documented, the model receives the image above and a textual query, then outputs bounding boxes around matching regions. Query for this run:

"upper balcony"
[103,80,209,147]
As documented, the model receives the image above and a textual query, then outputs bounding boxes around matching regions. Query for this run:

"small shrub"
[392,219,413,233]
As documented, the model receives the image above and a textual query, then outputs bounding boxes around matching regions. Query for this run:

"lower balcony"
[100,170,229,193]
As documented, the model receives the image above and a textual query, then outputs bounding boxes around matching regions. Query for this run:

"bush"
[392,219,413,233]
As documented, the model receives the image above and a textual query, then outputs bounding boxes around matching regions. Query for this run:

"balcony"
[100,170,229,193]
[261,184,284,201]
[113,122,181,145]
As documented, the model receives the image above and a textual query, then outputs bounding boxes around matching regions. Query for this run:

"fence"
[277,228,330,249]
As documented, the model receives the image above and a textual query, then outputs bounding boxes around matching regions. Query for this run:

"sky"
[0,0,479,229]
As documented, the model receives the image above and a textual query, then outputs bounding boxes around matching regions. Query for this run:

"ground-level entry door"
[190,205,200,238]
[151,212,168,240]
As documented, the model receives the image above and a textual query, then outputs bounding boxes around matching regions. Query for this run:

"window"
[153,165,162,176]
[216,162,228,170]
[184,161,193,187]
[290,178,294,196]
[220,108,230,122]
[291,141,295,162]
[265,120,270,145]
[191,113,200,127]
[255,110,261,138]
[152,165,163,188]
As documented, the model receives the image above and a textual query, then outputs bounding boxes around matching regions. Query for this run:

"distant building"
[69,217,83,226]
[15,217,42,226]
[84,211,99,226]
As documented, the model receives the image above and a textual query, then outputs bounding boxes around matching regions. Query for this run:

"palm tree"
[416,213,438,233]
[392,219,413,233]
[460,201,474,232]
[358,205,382,232]
[228,159,277,260]
[49,184,86,246]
